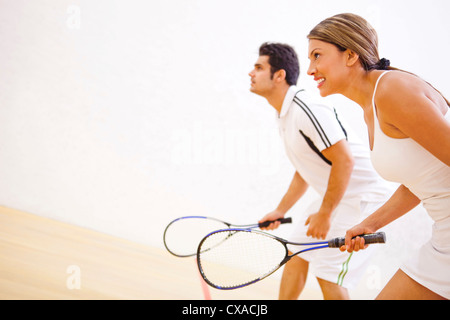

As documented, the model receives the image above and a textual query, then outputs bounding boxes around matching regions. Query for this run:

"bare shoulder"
[375,71,424,100]
[374,70,447,115]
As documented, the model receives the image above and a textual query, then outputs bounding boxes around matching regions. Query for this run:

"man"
[249,42,392,299]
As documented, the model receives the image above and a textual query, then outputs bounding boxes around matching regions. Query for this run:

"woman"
[306,13,450,299]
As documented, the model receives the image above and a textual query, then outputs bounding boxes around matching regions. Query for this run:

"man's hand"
[305,211,331,240]
[259,210,285,231]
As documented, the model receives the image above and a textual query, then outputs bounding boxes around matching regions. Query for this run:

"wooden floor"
[0,206,324,300]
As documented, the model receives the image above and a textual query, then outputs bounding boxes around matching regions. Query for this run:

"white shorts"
[287,199,383,289]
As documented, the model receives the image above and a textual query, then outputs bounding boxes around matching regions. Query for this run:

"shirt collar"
[279,86,302,118]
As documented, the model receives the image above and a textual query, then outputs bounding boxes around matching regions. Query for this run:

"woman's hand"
[340,224,377,252]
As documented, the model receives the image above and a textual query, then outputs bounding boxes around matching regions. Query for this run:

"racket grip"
[328,232,386,248]
[258,217,292,228]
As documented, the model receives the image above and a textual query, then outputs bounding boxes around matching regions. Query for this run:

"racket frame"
[163,216,292,257]
[196,228,385,290]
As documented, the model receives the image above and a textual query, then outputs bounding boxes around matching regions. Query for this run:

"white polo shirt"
[277,86,391,204]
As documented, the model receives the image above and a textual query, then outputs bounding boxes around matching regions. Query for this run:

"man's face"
[248,55,275,97]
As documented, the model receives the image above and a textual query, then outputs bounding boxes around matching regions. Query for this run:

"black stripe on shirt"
[293,96,331,148]
[333,108,348,141]
[299,130,332,166]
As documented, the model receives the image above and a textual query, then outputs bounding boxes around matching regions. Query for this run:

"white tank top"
[370,71,450,222]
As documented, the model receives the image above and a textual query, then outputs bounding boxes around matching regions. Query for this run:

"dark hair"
[259,42,300,86]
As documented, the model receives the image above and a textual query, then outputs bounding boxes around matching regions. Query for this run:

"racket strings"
[198,230,286,289]
[164,218,228,257]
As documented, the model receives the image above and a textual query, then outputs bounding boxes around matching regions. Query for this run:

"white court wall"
[0,0,448,289]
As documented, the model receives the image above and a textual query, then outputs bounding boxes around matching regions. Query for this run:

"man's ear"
[274,69,287,83]
[345,49,360,67]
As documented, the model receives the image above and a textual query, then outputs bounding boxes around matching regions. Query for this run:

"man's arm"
[259,171,309,230]
[305,139,354,239]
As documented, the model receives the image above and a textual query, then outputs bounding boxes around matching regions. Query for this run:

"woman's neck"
[340,69,379,112]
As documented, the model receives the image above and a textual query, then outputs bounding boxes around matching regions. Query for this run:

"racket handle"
[258,217,292,228]
[328,232,386,248]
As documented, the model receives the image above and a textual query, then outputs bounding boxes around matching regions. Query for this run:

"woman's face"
[307,39,350,97]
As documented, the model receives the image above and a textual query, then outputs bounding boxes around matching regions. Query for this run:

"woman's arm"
[341,184,421,252]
